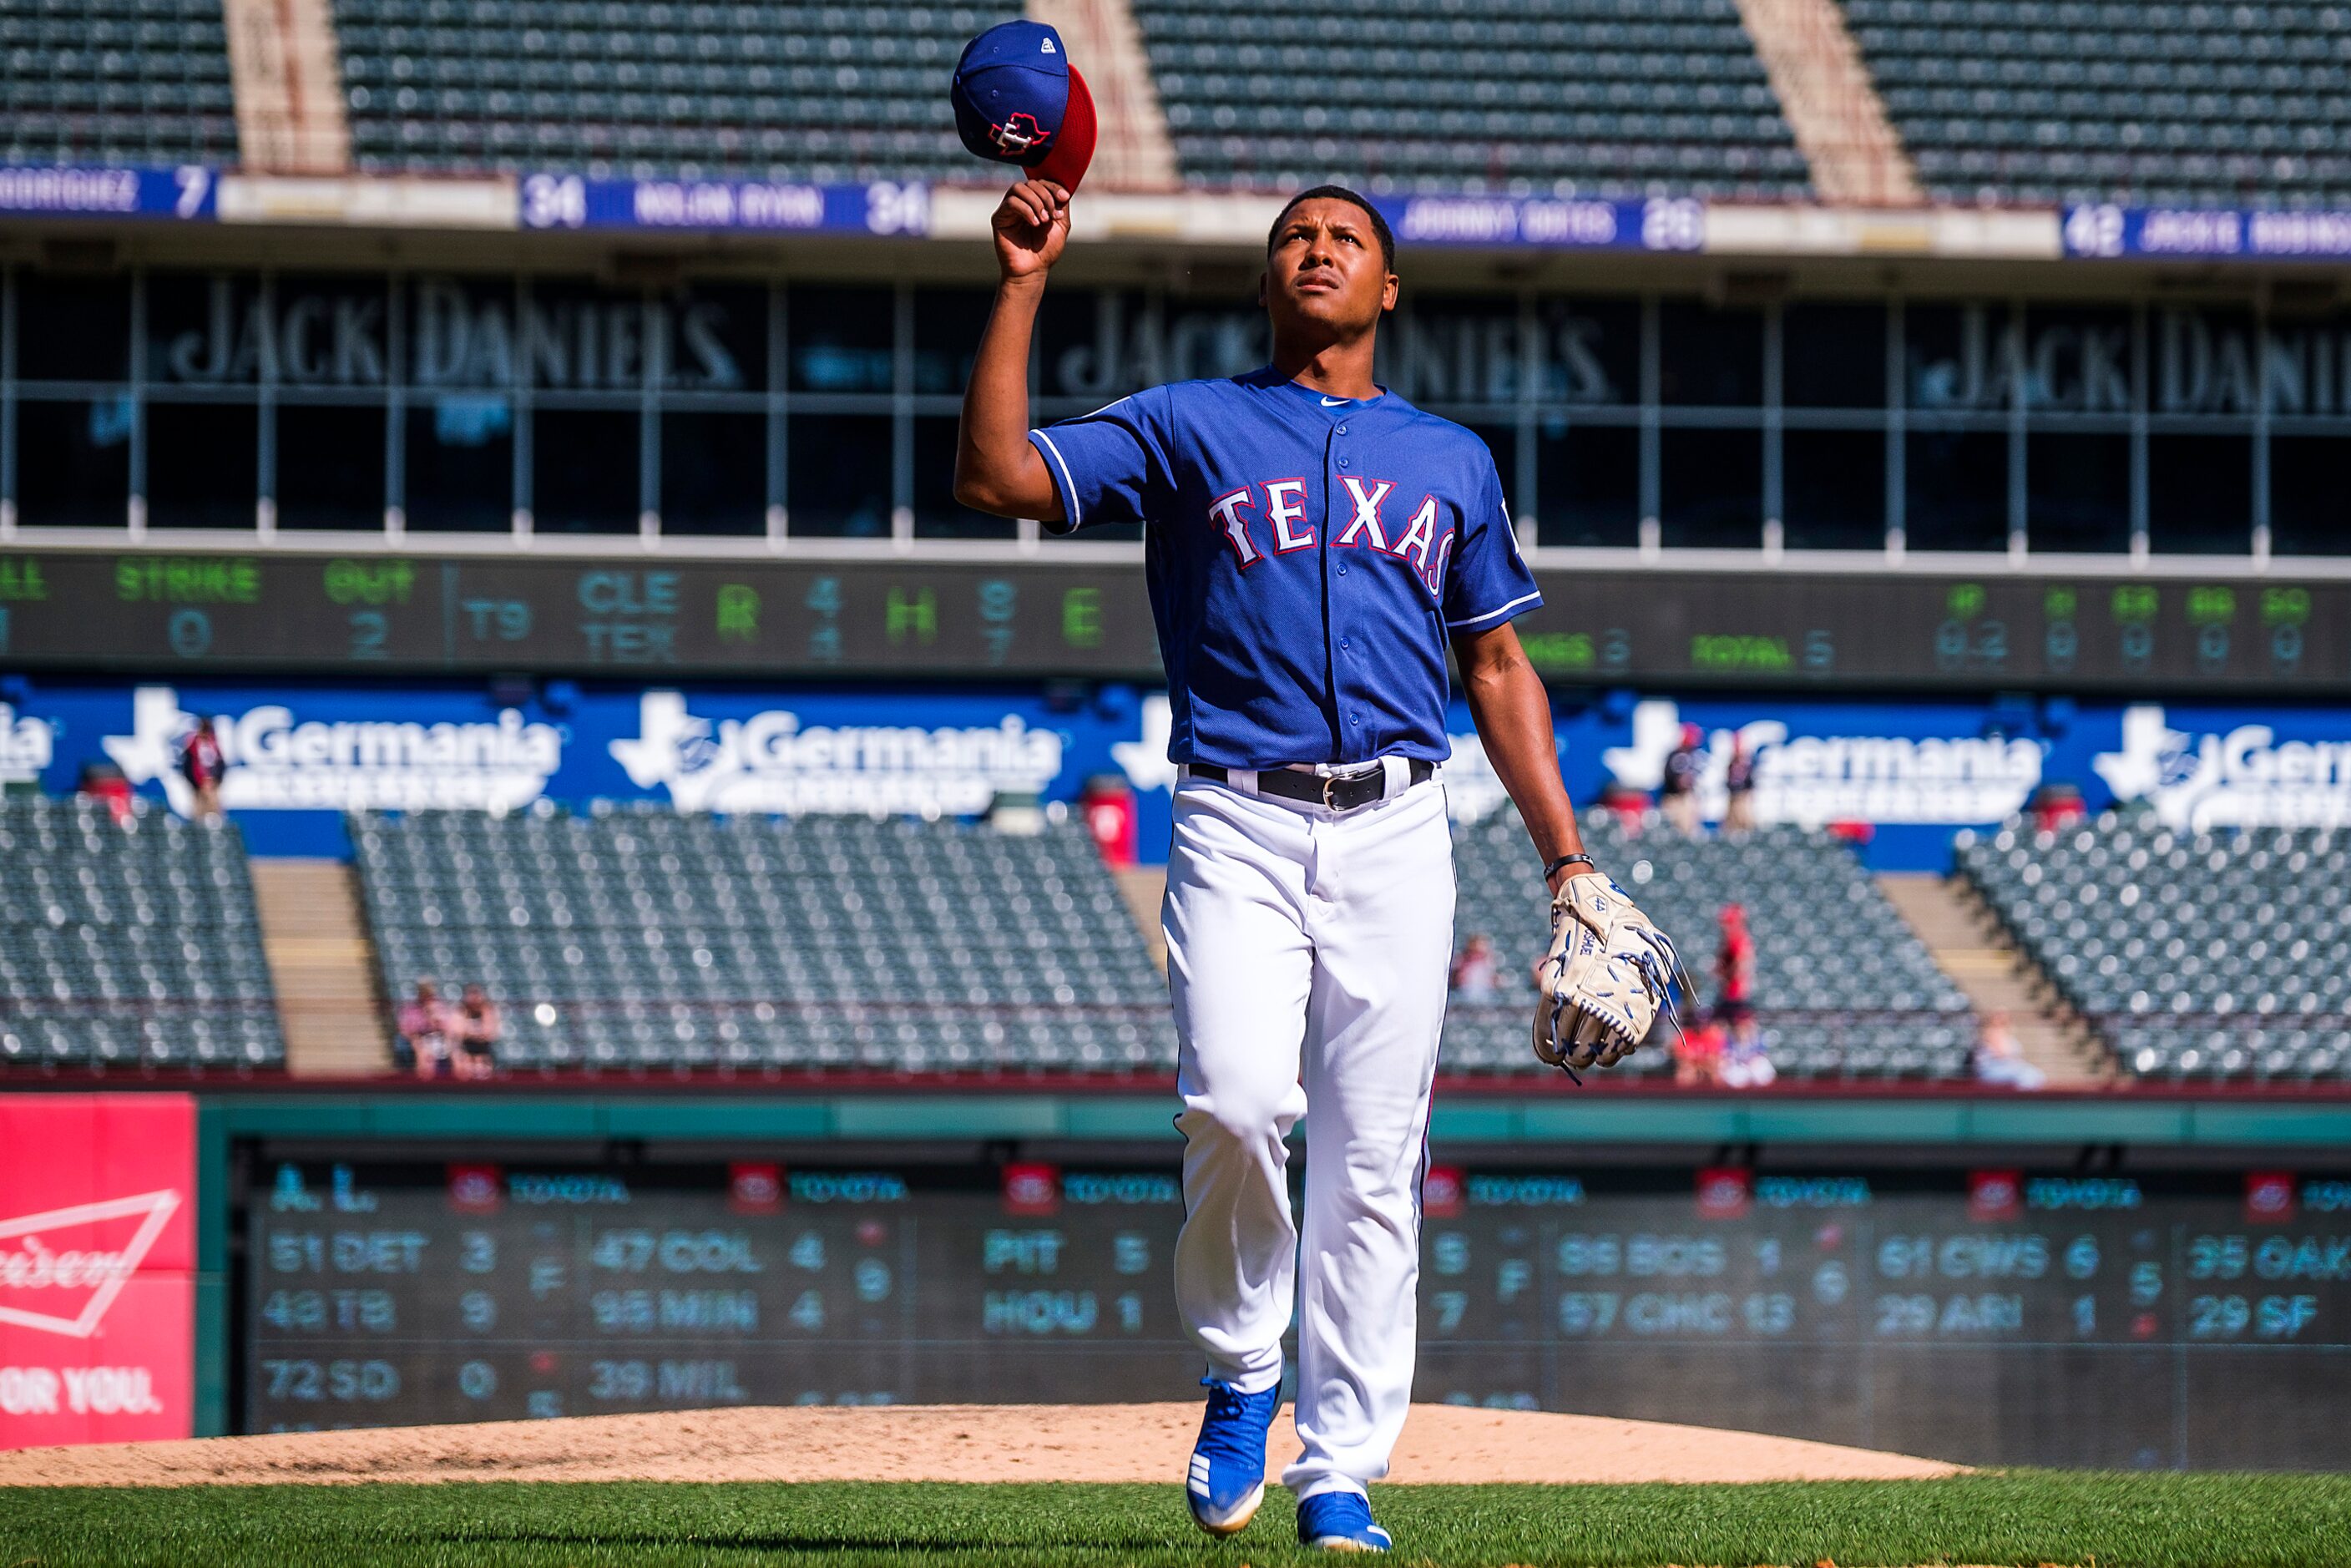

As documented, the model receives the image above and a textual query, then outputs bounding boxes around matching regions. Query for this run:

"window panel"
[2020,306,2134,416]
[1904,429,2008,550]
[2149,307,2257,417]
[1533,419,1638,547]
[402,397,513,532]
[405,276,520,395]
[789,286,894,395]
[145,400,257,529]
[2269,433,2351,556]
[786,413,892,537]
[276,404,387,530]
[144,272,263,387]
[17,274,130,382]
[519,282,650,397]
[660,412,767,536]
[2148,433,2250,554]
[13,397,130,526]
[272,275,393,392]
[658,283,766,393]
[2027,431,2131,553]
[1660,427,1761,548]
[1659,301,1762,407]
[1782,428,1884,549]
[913,416,1014,539]
[1904,304,2013,414]
[1783,304,1886,410]
[1395,296,1522,407]
[1461,421,1519,517]
[532,407,640,534]
[1534,298,1638,407]
[913,289,990,396]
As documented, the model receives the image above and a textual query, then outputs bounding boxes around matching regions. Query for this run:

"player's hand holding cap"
[950,19,1097,193]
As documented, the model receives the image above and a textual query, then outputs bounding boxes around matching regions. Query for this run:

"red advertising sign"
[0,1094,195,1449]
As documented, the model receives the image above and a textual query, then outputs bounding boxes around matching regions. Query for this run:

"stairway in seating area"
[250,859,390,1076]
[1877,872,2111,1086]
[1114,866,1167,972]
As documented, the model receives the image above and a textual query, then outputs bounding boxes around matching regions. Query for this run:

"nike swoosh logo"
[1320,396,1347,407]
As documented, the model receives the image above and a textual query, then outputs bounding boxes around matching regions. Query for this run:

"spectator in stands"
[395,978,452,1079]
[179,716,225,824]
[1715,904,1772,1085]
[1722,735,1757,839]
[1974,1011,2046,1091]
[78,760,134,825]
[1660,722,1705,837]
[453,984,502,1080]
[1675,1009,1726,1088]
[1449,935,1500,1004]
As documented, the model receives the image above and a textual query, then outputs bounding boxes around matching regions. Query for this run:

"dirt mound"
[0,1404,1963,1487]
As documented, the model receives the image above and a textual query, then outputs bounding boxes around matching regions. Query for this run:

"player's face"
[1261,200,1398,344]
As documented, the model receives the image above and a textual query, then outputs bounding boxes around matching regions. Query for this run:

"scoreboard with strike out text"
[6,551,2351,690]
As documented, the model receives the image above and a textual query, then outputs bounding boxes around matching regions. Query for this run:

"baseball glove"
[1533,873,1680,1078]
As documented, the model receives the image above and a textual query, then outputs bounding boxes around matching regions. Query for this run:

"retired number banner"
[0,1095,195,1448]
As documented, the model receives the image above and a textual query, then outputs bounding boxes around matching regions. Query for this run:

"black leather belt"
[1186,760,1433,812]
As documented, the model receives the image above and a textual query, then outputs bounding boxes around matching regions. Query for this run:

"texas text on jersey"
[1031,367,1541,769]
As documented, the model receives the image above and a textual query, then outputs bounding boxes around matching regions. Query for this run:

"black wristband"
[1545,852,1595,880]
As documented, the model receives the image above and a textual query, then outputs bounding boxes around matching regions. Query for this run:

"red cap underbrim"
[1034,64,1096,193]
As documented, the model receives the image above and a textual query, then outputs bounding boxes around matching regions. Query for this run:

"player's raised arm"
[953,180,1069,520]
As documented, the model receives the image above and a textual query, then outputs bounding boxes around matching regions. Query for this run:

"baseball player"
[955,179,1673,1552]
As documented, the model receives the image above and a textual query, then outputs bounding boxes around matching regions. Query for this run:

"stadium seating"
[351,805,1176,1074]
[331,0,977,181]
[1843,0,2351,208]
[0,0,240,168]
[1444,811,1974,1078]
[0,797,284,1071]
[1131,0,1812,199]
[1960,815,2351,1083]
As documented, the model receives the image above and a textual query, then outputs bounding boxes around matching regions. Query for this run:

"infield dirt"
[0,1403,1964,1487]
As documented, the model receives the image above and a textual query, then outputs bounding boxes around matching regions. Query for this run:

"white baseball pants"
[1164,771,1454,1501]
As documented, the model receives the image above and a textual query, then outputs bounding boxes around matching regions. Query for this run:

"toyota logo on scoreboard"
[1695,1167,1752,1220]
[0,1095,195,1449]
[1001,1163,1060,1216]
[2246,1171,2297,1225]
[1969,1170,2024,1223]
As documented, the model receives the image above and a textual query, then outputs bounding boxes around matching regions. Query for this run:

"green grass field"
[5,1475,2351,1568]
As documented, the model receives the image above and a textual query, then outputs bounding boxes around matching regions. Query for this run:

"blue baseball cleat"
[1185,1378,1281,1536]
[1297,1490,1392,1552]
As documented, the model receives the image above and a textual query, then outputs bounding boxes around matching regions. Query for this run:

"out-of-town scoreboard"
[243,1156,2351,1469]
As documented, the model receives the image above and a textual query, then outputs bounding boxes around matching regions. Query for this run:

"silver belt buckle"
[1322,774,1342,810]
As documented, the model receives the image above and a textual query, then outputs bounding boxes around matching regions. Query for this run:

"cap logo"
[991,112,1052,155]
[1040,37,1055,51]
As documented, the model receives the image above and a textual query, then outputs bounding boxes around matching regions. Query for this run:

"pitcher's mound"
[0,1404,1962,1487]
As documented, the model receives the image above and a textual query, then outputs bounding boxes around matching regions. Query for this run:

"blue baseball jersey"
[1030,367,1541,769]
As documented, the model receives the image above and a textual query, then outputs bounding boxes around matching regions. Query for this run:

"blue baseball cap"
[950,19,1097,192]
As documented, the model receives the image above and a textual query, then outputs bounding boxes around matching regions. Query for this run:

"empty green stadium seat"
[0,797,284,1074]
[1133,0,1811,199]
[1960,814,2351,1083]
[1448,809,1972,1080]
[351,804,1176,1076]
[1842,0,2351,206]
